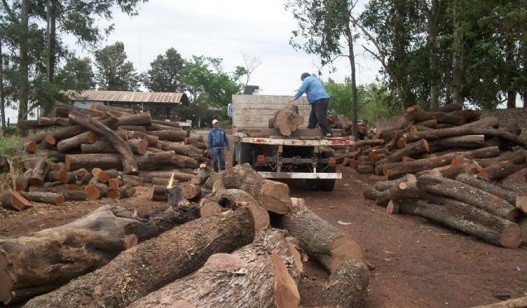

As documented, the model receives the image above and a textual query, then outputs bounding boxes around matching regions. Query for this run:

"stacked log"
[6,103,210,209]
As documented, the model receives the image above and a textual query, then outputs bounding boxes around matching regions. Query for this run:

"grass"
[0,133,27,199]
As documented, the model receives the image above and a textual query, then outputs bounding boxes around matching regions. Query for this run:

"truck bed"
[234,128,353,147]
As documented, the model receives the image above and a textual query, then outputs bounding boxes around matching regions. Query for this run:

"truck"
[231,95,353,191]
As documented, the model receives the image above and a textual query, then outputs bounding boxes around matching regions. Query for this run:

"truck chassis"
[232,133,353,191]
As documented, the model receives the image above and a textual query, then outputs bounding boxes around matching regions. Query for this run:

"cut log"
[112,111,152,127]
[417,173,519,221]
[139,170,194,183]
[273,197,364,274]
[28,158,50,187]
[68,111,138,174]
[376,139,429,165]
[148,129,189,142]
[65,154,122,172]
[1,190,32,211]
[427,135,487,153]
[479,162,527,181]
[128,229,301,308]
[405,116,499,143]
[177,182,201,201]
[455,173,517,206]
[270,104,304,137]
[388,198,522,248]
[56,131,98,153]
[325,260,370,308]
[500,168,527,194]
[221,164,292,214]
[23,208,255,308]
[516,195,527,214]
[19,191,65,206]
[199,188,270,233]
[15,170,32,192]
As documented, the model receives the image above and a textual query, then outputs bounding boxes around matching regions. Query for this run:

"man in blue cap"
[291,72,332,137]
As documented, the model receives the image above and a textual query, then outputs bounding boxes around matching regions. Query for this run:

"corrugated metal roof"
[76,90,189,105]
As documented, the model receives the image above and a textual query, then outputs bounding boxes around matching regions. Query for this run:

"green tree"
[286,0,361,138]
[55,56,94,91]
[94,41,140,91]
[145,48,185,92]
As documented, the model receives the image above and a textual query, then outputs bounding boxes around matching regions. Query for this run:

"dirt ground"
[1,142,526,307]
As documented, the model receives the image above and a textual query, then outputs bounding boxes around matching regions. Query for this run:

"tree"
[55,56,94,91]
[286,0,361,139]
[94,41,140,91]
[145,48,185,92]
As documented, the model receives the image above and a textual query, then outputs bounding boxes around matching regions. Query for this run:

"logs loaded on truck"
[231,96,355,191]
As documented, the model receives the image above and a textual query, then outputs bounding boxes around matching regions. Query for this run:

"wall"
[375,108,527,138]
[232,95,310,129]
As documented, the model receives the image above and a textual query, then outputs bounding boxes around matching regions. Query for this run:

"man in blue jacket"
[208,119,229,172]
[291,72,332,137]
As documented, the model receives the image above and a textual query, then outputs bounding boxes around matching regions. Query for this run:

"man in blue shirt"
[208,119,229,172]
[291,72,332,137]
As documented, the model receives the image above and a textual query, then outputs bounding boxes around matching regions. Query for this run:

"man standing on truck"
[208,119,229,172]
[291,72,333,137]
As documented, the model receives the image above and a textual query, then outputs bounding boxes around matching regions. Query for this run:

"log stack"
[1,159,369,307]
[357,104,527,247]
[5,103,210,209]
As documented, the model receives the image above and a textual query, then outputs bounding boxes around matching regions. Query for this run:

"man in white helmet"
[207,119,229,172]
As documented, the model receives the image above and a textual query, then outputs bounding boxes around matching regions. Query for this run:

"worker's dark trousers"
[308,98,332,135]
[211,147,226,172]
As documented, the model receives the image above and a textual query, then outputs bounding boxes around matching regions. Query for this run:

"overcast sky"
[99,0,381,95]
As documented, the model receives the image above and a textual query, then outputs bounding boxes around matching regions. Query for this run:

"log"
[516,195,527,214]
[221,164,292,214]
[139,170,194,183]
[376,139,429,165]
[199,188,270,233]
[56,131,98,153]
[24,208,255,308]
[128,229,301,308]
[1,190,32,211]
[273,197,364,274]
[479,162,527,181]
[500,168,527,194]
[112,111,152,127]
[427,135,487,153]
[270,104,304,137]
[471,296,527,308]
[19,191,65,206]
[177,182,201,201]
[455,173,517,206]
[148,129,189,142]
[68,111,138,174]
[325,260,370,308]
[417,173,519,221]
[15,170,32,192]
[28,158,50,187]
[405,116,499,143]
[65,154,122,171]
[388,198,522,248]
[0,203,202,305]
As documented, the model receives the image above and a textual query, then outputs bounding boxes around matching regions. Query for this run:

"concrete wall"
[375,108,527,138]
[232,95,310,129]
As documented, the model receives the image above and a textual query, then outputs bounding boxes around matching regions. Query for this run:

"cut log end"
[271,253,301,308]
[500,224,523,249]
[328,235,365,273]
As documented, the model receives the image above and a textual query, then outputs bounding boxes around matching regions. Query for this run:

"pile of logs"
[0,164,369,307]
[2,103,210,210]
[354,104,527,247]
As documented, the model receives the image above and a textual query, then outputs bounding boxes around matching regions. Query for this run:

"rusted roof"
[76,90,189,106]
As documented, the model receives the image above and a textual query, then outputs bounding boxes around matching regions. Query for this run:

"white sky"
[99,0,381,95]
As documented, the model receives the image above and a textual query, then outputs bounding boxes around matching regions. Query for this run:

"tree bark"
[56,131,98,153]
[19,191,65,206]
[273,197,364,274]
[24,208,255,308]
[68,111,138,174]
[220,164,292,214]
[128,229,302,308]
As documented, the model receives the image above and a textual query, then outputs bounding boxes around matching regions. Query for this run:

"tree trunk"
[220,164,292,214]
[270,104,304,137]
[417,173,519,221]
[128,229,302,308]
[273,198,364,274]
[68,111,138,174]
[388,198,522,248]
[24,208,255,308]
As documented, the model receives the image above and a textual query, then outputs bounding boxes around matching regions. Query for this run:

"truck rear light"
[328,157,337,167]
[256,155,266,165]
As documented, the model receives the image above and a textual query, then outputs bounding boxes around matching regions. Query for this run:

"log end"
[500,224,523,249]
[328,235,365,274]
[271,252,301,308]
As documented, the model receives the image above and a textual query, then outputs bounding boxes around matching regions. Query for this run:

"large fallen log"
[68,111,138,174]
[24,208,255,308]
[417,173,519,221]
[387,198,522,248]
[128,228,302,308]
[220,164,292,214]
[0,201,201,305]
[471,295,527,308]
